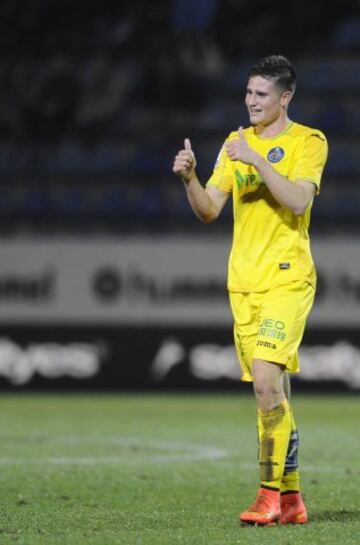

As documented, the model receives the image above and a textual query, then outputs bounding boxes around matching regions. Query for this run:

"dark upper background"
[0,0,359,235]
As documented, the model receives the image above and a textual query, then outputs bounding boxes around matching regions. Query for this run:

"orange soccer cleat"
[279,492,308,524]
[239,487,281,526]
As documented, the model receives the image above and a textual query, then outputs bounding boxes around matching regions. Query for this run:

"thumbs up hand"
[173,138,197,183]
[225,127,258,165]
[184,138,192,153]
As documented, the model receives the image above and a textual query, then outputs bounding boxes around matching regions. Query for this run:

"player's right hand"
[172,138,197,183]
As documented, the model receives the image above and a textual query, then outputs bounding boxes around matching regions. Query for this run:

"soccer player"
[172,54,328,525]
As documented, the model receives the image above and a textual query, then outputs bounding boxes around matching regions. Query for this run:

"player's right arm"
[172,138,229,223]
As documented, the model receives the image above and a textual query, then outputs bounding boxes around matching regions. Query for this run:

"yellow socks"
[281,409,300,493]
[258,399,291,490]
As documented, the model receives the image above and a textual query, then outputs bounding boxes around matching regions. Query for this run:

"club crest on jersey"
[267,146,285,163]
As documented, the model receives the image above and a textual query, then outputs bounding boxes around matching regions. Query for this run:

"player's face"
[245,76,290,127]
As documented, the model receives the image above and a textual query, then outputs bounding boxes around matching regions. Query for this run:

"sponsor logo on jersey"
[267,146,285,163]
[235,169,264,190]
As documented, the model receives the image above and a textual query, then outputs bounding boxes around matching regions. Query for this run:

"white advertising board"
[0,235,358,326]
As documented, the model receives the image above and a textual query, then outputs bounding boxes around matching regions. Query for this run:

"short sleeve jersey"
[206,122,328,292]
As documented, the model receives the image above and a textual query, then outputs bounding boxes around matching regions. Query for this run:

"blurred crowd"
[0,0,359,231]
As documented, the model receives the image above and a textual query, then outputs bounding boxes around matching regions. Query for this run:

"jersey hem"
[227,277,316,294]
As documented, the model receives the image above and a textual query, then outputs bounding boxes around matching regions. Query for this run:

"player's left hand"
[225,127,258,165]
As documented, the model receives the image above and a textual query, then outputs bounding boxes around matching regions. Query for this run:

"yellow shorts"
[229,281,315,382]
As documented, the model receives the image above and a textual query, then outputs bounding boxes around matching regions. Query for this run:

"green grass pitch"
[0,392,359,545]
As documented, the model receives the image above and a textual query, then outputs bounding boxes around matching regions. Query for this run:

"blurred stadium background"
[0,0,360,394]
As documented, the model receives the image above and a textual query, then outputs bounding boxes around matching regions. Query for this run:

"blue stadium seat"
[332,18,360,51]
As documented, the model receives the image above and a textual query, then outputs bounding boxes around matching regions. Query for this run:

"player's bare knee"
[253,379,267,399]
[254,380,281,397]
[254,385,280,408]
[253,375,284,410]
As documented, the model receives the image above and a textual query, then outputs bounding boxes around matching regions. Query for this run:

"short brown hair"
[249,55,296,93]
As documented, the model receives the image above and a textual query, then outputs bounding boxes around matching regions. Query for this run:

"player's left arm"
[250,159,316,215]
[226,128,320,215]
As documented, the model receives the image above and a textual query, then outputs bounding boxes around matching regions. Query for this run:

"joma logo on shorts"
[257,340,277,350]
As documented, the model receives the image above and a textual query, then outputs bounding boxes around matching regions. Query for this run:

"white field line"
[0,457,346,473]
[0,436,230,465]
[0,436,348,472]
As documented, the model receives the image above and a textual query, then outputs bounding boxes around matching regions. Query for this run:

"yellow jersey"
[206,121,328,292]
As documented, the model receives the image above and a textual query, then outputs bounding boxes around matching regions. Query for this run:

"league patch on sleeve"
[279,262,291,270]
[214,146,224,169]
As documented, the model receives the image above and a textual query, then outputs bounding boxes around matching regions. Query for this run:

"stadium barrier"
[0,235,358,390]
